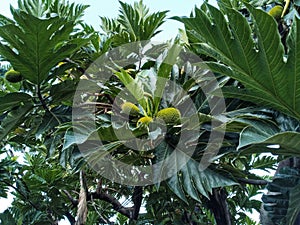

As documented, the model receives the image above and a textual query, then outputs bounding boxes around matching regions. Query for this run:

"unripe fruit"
[156,107,181,125]
[5,69,22,83]
[268,5,283,20]
[137,116,153,126]
[121,102,140,116]
[14,127,26,135]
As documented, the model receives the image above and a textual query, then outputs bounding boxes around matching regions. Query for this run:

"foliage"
[173,1,300,120]
[262,166,300,225]
[0,0,299,224]
[100,0,168,46]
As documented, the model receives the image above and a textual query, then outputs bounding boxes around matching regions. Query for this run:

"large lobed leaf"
[0,9,90,84]
[167,158,237,202]
[173,3,300,120]
[262,167,300,225]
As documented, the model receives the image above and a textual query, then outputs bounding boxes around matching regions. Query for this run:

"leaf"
[117,1,168,41]
[262,167,300,225]
[0,210,17,225]
[238,120,280,149]
[167,172,188,203]
[241,131,300,156]
[0,92,32,114]
[0,10,91,84]
[153,45,182,114]
[173,3,300,120]
[114,69,147,109]
[17,0,89,23]
[286,183,300,225]
[100,1,167,45]
[0,103,33,140]
[49,80,77,104]
[168,159,237,201]
[36,105,72,137]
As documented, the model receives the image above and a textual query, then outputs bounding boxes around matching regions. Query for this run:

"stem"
[281,0,290,18]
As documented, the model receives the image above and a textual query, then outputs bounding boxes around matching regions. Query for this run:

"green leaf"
[168,159,237,201]
[36,106,72,137]
[0,10,90,84]
[174,3,300,120]
[0,92,32,114]
[167,172,188,203]
[17,0,89,22]
[0,103,33,140]
[241,131,300,156]
[114,69,147,109]
[0,210,18,225]
[262,167,300,225]
[238,120,280,149]
[49,80,77,104]
[153,44,182,114]
[117,1,168,41]
[286,183,300,225]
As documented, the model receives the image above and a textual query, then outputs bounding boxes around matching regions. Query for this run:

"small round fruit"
[121,102,140,116]
[5,69,22,83]
[268,5,283,20]
[137,116,153,126]
[156,107,181,125]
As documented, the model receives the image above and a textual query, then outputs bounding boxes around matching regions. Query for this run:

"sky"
[0,1,263,224]
[1,0,216,40]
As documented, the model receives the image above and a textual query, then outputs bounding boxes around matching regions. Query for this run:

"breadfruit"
[268,5,283,20]
[156,107,181,125]
[137,116,153,126]
[121,102,140,116]
[5,70,22,83]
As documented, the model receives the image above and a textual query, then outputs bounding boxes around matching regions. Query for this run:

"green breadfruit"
[137,116,153,126]
[156,107,181,125]
[268,5,283,20]
[121,102,140,116]
[5,70,22,83]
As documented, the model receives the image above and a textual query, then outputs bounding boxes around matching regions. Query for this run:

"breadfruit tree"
[0,0,299,225]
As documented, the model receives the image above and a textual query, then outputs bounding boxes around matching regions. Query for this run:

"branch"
[89,192,134,219]
[63,190,78,207]
[237,178,269,185]
[132,186,143,220]
[64,211,76,225]
[64,183,135,219]
[207,188,232,225]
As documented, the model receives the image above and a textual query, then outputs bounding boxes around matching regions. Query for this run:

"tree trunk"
[207,188,232,225]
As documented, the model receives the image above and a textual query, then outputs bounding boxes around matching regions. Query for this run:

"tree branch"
[64,211,76,225]
[132,186,143,220]
[89,192,134,218]
[207,188,232,225]
[63,190,78,207]
[237,178,269,185]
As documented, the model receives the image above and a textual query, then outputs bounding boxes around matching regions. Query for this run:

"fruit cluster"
[121,102,181,126]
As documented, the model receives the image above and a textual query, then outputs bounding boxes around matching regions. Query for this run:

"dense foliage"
[0,0,300,224]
